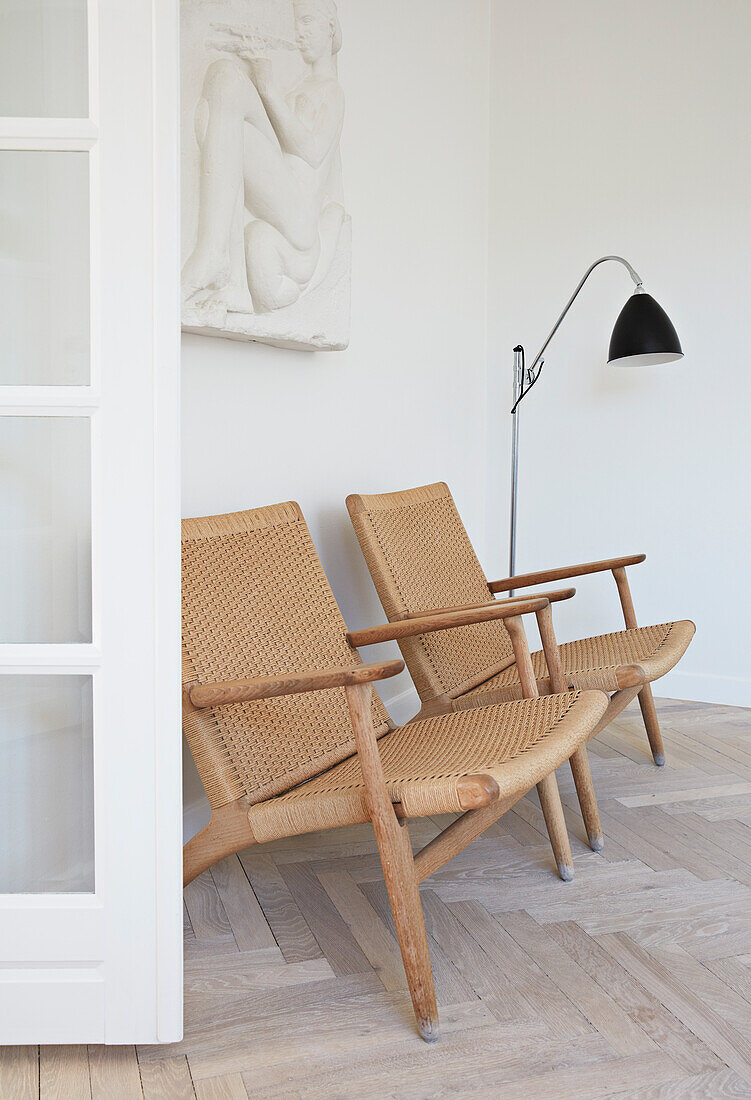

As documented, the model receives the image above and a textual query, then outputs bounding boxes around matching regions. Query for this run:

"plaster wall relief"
[181,0,350,350]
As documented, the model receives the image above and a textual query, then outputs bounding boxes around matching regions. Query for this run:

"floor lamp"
[508,255,683,586]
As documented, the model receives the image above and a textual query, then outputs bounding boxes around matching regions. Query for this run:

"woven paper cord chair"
[182,503,608,1041]
[347,483,695,798]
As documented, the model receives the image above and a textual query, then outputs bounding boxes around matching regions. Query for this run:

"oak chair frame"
[489,558,664,763]
[346,484,695,782]
[182,506,609,1041]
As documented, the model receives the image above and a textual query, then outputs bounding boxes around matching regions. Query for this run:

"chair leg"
[569,746,604,852]
[537,772,574,881]
[345,681,438,1042]
[638,683,666,766]
[373,814,439,1042]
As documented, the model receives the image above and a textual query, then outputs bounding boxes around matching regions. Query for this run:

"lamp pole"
[508,345,525,595]
[507,255,682,587]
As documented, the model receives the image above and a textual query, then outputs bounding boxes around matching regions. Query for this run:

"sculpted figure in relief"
[182,0,346,321]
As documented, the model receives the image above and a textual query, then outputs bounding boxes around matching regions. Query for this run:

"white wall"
[487,0,751,706]
[183,0,751,833]
[182,0,491,831]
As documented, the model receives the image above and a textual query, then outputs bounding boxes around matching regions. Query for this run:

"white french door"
[0,0,182,1043]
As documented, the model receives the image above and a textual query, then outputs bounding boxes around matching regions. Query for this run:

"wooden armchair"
[181,503,608,1041]
[346,482,695,783]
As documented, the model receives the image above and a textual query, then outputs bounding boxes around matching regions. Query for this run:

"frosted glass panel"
[0,1,88,117]
[0,675,93,892]
[0,417,91,642]
[0,151,89,385]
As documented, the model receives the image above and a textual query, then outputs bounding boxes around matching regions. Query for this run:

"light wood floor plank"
[138,1055,195,1099]
[704,956,751,1005]
[17,697,751,1096]
[610,1067,751,1098]
[498,909,656,1056]
[617,781,751,808]
[317,870,406,992]
[194,1074,247,1099]
[39,1045,91,1099]
[493,1050,682,1099]
[545,920,721,1075]
[361,878,480,1007]
[447,898,592,1040]
[184,872,233,941]
[597,931,751,1084]
[0,1047,39,1099]
[209,856,276,952]
[277,861,373,976]
[88,1045,142,1100]
[236,851,322,963]
[244,1022,593,1098]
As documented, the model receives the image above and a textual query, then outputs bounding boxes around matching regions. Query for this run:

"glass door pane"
[0,416,91,642]
[0,150,90,385]
[0,0,88,118]
[0,674,93,892]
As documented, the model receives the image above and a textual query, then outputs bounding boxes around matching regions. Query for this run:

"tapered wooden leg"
[507,613,577,881]
[535,603,604,854]
[611,566,666,766]
[569,746,603,852]
[537,772,574,881]
[374,816,440,1042]
[638,683,666,766]
[345,682,439,1042]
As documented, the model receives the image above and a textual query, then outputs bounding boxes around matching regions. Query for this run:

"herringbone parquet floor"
[4,698,751,1098]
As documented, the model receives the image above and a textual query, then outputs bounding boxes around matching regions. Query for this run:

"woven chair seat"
[247,689,607,843]
[460,622,696,706]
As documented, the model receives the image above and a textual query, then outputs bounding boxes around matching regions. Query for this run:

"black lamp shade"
[608,291,683,367]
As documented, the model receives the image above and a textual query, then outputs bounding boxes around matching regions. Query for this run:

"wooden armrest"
[188,660,404,708]
[405,587,576,619]
[489,555,646,593]
[347,598,548,647]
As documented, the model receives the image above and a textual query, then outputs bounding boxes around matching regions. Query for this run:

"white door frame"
[0,0,182,1044]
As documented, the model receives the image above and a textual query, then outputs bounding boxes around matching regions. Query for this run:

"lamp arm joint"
[527,255,644,376]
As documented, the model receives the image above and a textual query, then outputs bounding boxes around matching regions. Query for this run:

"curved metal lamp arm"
[528,255,643,376]
[507,255,644,586]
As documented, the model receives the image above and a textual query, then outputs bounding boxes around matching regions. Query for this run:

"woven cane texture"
[348,483,516,701]
[182,504,392,810]
[249,689,608,842]
[462,622,696,704]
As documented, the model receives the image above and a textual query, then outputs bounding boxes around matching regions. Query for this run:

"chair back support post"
[503,616,539,699]
[535,603,602,850]
[504,612,576,877]
[612,566,639,629]
[535,604,568,694]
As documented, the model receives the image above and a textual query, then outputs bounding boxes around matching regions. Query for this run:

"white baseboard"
[656,668,751,709]
[381,684,421,725]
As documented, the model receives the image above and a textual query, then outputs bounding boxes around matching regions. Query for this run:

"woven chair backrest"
[182,503,392,810]
[347,483,516,702]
